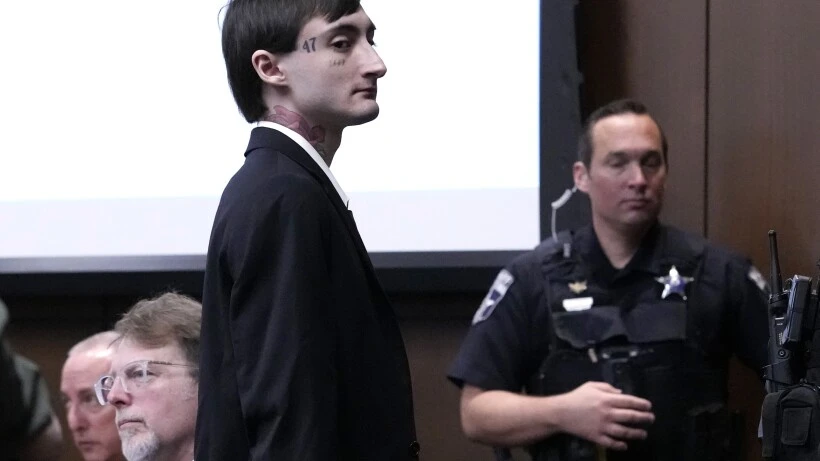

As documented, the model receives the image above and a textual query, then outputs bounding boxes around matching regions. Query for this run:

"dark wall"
[578,0,708,235]
[4,2,819,461]
[706,4,820,457]
[707,0,820,276]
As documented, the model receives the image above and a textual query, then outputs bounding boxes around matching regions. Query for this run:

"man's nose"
[362,45,387,79]
[105,377,131,408]
[626,163,648,188]
[67,403,88,432]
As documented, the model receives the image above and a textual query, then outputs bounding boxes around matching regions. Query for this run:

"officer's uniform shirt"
[448,222,769,399]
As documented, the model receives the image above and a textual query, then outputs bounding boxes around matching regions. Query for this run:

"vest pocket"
[551,301,687,349]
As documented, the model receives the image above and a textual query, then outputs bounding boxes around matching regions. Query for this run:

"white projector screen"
[0,0,540,266]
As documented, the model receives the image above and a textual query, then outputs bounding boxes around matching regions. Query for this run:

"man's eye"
[642,157,662,168]
[125,367,152,380]
[331,40,351,50]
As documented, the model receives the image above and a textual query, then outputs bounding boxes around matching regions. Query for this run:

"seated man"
[60,331,124,461]
[94,293,201,461]
[448,99,769,460]
[1,298,63,461]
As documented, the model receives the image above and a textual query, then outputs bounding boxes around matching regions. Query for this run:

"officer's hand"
[555,381,655,451]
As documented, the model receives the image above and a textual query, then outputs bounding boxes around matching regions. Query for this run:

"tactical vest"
[528,230,732,461]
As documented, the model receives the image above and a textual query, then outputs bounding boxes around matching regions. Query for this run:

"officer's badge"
[568,280,587,294]
[472,269,515,325]
[655,265,694,300]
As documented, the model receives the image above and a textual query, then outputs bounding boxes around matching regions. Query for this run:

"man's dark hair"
[222,0,361,122]
[577,98,669,168]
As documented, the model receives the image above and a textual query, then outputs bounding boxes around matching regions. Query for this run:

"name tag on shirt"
[562,297,593,312]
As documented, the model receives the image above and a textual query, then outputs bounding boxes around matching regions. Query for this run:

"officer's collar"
[579,221,663,282]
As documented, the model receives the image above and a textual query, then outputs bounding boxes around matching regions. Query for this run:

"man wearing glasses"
[60,331,124,461]
[94,293,201,461]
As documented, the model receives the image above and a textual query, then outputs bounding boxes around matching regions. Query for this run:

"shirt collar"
[578,222,662,282]
[256,121,349,208]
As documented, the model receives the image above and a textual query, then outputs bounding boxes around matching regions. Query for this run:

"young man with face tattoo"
[196,1,419,460]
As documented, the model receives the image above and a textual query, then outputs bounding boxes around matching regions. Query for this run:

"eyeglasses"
[94,359,196,405]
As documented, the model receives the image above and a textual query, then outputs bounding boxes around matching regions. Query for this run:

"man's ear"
[251,50,287,87]
[572,161,590,193]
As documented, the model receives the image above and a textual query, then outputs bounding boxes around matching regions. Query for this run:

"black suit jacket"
[195,127,419,460]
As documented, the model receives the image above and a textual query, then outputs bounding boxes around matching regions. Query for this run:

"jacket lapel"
[245,128,389,303]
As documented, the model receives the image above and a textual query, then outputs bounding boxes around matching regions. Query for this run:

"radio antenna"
[769,230,783,294]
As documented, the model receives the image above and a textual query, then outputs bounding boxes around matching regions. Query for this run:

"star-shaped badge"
[568,280,587,294]
[655,265,694,300]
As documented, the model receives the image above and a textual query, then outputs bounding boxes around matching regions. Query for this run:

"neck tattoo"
[265,106,328,161]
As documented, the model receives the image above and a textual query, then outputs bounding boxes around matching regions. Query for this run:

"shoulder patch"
[748,266,769,294]
[472,269,515,325]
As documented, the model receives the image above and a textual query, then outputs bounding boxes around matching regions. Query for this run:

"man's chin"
[122,431,159,461]
[76,443,99,456]
[345,106,380,127]
[78,447,118,461]
[618,211,660,229]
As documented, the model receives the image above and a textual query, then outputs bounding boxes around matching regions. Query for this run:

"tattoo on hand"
[330,59,346,67]
[302,37,317,53]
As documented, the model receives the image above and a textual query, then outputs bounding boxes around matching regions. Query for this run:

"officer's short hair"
[577,99,669,168]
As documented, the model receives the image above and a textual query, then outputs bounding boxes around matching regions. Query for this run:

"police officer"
[447,99,769,461]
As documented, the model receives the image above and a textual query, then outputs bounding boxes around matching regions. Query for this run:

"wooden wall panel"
[708,1,820,274]
[708,2,820,460]
[393,296,497,460]
[578,0,708,234]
